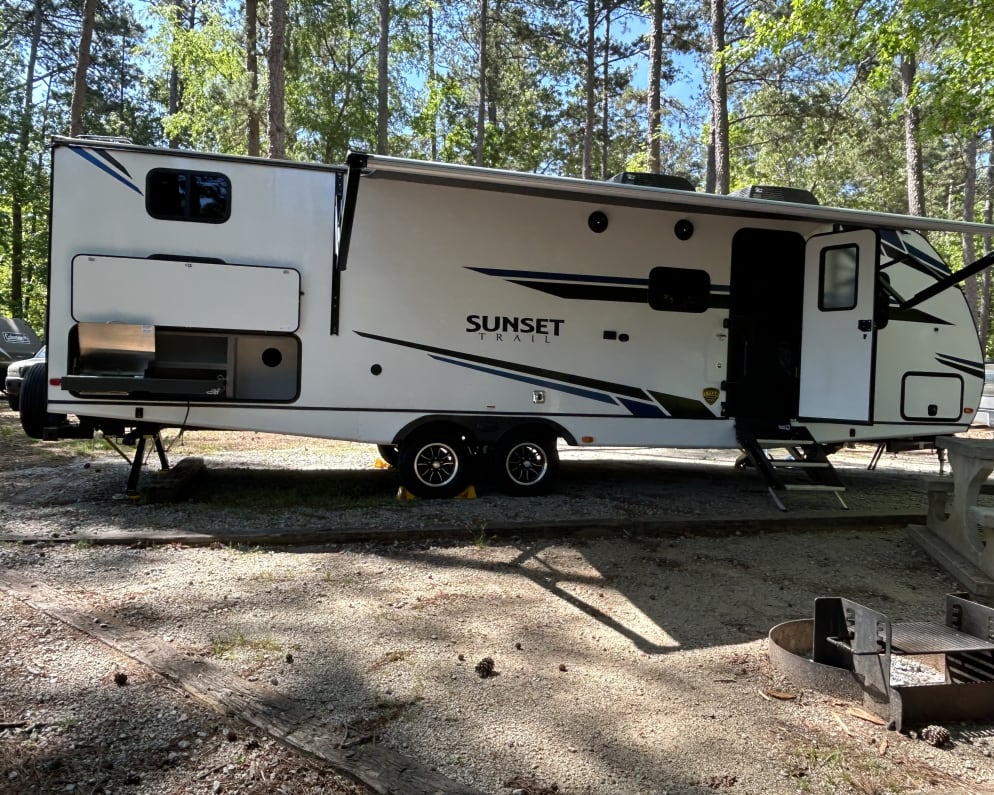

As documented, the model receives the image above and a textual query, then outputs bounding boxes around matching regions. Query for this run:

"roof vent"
[733,185,819,205]
[608,172,695,192]
[74,134,134,145]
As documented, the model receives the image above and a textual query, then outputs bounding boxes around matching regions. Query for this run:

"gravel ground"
[3,408,994,795]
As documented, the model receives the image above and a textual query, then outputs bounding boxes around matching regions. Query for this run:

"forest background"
[2,0,994,352]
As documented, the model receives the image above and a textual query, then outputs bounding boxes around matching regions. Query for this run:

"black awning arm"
[330,152,368,336]
[899,250,994,312]
[336,151,369,273]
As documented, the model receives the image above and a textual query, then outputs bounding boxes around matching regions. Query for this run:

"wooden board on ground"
[0,567,482,795]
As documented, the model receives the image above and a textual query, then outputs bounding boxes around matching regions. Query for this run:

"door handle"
[858,319,873,332]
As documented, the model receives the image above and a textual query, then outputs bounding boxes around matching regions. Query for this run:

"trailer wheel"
[491,429,559,496]
[19,363,64,440]
[397,430,472,499]
[376,444,399,468]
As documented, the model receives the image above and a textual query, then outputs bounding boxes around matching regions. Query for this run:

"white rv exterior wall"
[45,141,985,449]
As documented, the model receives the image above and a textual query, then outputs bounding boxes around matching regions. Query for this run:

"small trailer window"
[146,169,231,223]
[819,245,858,310]
[648,266,710,313]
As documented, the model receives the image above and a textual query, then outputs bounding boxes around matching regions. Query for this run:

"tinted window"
[820,245,858,310]
[648,267,710,313]
[146,169,231,223]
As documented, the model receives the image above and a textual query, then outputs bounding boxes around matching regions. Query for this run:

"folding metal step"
[735,422,847,511]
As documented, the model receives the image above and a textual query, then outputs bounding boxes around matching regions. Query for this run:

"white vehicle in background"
[21,136,994,503]
[978,363,994,426]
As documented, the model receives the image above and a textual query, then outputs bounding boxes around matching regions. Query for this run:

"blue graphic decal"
[616,397,669,418]
[429,355,619,407]
[70,147,143,196]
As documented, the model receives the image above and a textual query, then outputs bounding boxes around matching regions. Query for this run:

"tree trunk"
[246,0,260,156]
[900,53,925,216]
[168,0,194,149]
[9,0,43,318]
[475,0,487,166]
[428,6,436,160]
[981,129,994,358]
[600,3,611,180]
[708,0,729,194]
[962,135,979,323]
[646,0,662,173]
[705,128,716,193]
[582,0,596,179]
[267,0,287,159]
[69,0,98,137]
[376,0,390,154]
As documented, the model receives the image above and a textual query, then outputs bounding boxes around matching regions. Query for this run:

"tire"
[491,429,559,496]
[19,363,63,440]
[397,429,472,499]
[376,443,399,468]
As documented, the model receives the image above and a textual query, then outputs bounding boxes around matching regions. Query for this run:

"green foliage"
[0,0,991,333]
[144,0,250,153]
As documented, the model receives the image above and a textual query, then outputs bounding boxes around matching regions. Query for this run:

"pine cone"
[920,725,951,747]
[475,657,496,678]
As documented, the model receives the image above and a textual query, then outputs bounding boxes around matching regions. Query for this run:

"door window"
[819,245,858,310]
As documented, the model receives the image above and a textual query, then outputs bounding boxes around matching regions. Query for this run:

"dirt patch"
[4,407,994,794]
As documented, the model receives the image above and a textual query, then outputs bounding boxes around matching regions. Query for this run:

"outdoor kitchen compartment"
[62,322,300,401]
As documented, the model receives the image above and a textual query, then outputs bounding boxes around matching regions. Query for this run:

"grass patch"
[472,524,490,549]
[321,571,357,586]
[210,631,282,659]
[788,742,925,795]
[367,649,413,672]
[250,569,296,582]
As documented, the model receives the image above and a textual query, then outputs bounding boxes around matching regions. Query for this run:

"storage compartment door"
[799,229,879,423]
[901,373,963,422]
[72,255,300,332]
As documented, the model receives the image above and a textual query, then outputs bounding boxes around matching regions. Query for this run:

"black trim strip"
[887,307,951,325]
[354,330,652,401]
[91,147,132,179]
[935,356,984,380]
[510,281,648,303]
[504,279,731,309]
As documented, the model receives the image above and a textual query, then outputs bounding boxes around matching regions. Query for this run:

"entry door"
[798,229,879,423]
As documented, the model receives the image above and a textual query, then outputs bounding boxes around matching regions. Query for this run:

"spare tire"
[19,363,63,439]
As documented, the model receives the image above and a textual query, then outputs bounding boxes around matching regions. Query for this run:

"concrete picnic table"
[920,436,994,588]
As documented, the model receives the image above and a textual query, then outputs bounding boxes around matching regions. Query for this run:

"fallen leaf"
[846,707,887,726]
[763,689,797,701]
[833,713,854,736]
[878,737,888,756]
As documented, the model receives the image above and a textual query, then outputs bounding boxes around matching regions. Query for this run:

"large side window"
[647,266,710,313]
[819,244,858,310]
[146,168,231,223]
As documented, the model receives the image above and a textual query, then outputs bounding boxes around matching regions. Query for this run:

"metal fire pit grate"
[892,622,994,655]
[768,593,994,732]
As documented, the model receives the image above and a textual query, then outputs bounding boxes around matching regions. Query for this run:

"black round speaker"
[588,211,609,233]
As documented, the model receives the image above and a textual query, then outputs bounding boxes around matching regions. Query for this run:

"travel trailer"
[22,136,994,504]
